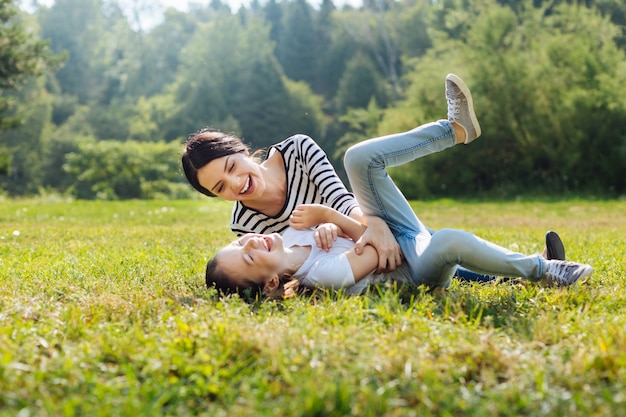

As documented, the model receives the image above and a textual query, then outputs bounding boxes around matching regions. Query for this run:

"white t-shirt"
[282,227,386,294]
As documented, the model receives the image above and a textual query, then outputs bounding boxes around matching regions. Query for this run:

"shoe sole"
[446,73,481,142]
[545,231,566,260]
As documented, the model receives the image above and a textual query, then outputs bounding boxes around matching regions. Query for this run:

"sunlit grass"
[0,198,624,416]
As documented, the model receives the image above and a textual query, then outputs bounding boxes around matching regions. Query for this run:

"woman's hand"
[354,215,402,273]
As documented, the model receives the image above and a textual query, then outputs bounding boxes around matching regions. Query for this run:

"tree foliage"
[387,0,626,197]
[0,0,61,131]
[0,0,625,199]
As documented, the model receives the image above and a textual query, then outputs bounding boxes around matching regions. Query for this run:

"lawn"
[0,198,624,416]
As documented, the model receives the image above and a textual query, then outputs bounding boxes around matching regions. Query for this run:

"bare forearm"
[325,209,367,242]
[348,206,366,223]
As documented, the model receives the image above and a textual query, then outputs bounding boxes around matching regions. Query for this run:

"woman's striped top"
[230,134,359,236]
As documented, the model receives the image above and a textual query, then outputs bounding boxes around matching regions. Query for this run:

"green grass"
[0,198,624,417]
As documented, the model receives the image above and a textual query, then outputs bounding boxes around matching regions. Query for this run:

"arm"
[345,244,379,283]
[292,136,401,271]
[304,242,379,291]
[290,204,366,242]
[347,206,403,273]
[295,136,359,218]
[291,204,382,285]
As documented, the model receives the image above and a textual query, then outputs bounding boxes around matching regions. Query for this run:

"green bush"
[63,140,190,200]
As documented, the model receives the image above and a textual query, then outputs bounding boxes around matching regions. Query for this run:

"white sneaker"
[446,73,481,144]
[539,260,593,287]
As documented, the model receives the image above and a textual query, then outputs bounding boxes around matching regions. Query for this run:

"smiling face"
[215,233,288,289]
[196,152,265,201]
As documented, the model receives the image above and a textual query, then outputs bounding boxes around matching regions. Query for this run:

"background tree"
[263,0,283,46]
[0,0,60,131]
[0,76,53,193]
[0,0,61,181]
[340,0,403,98]
[310,0,336,95]
[164,13,324,148]
[387,0,626,197]
[37,0,109,104]
[2,0,624,199]
[276,0,317,86]
[312,12,356,103]
[63,139,185,199]
[334,51,389,114]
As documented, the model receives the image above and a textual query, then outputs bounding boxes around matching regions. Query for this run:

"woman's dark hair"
[182,128,250,197]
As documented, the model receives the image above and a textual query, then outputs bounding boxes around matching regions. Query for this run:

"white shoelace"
[447,95,465,120]
[544,261,578,286]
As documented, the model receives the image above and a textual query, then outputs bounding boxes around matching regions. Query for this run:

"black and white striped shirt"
[230,134,359,236]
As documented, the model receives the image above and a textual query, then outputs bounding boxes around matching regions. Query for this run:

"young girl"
[205,74,592,299]
[182,75,564,282]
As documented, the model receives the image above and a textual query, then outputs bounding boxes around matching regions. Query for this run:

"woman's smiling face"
[215,233,287,288]
[196,152,265,201]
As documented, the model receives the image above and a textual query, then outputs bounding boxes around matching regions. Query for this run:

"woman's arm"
[290,136,401,272]
[295,136,360,215]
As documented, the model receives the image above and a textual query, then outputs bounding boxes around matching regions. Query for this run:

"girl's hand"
[289,204,329,229]
[313,223,339,252]
[290,204,339,251]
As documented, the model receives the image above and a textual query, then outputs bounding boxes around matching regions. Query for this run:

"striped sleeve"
[291,135,359,216]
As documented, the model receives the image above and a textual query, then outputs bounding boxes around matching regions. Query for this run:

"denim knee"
[344,142,378,179]
[430,228,464,251]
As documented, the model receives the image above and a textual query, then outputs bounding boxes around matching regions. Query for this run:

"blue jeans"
[343,120,546,287]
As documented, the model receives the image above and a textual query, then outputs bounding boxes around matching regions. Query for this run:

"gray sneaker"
[539,260,593,287]
[446,73,481,144]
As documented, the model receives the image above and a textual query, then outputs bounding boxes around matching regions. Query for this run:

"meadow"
[0,198,624,417]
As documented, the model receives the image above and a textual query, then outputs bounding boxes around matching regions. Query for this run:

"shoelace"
[544,262,578,285]
[446,94,464,120]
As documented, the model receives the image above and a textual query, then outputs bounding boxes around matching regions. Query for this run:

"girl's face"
[216,233,288,288]
[196,152,265,201]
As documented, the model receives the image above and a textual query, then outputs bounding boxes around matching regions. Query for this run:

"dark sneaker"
[543,230,566,260]
[539,260,593,287]
[446,73,481,144]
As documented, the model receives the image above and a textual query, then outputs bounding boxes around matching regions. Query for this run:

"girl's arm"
[290,204,366,242]
[312,206,378,282]
[291,204,379,284]
[345,244,379,282]
[347,206,403,273]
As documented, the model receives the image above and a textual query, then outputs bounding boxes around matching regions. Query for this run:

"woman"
[204,74,592,299]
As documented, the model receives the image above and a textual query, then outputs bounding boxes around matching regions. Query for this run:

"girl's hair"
[205,255,300,301]
[182,128,250,197]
